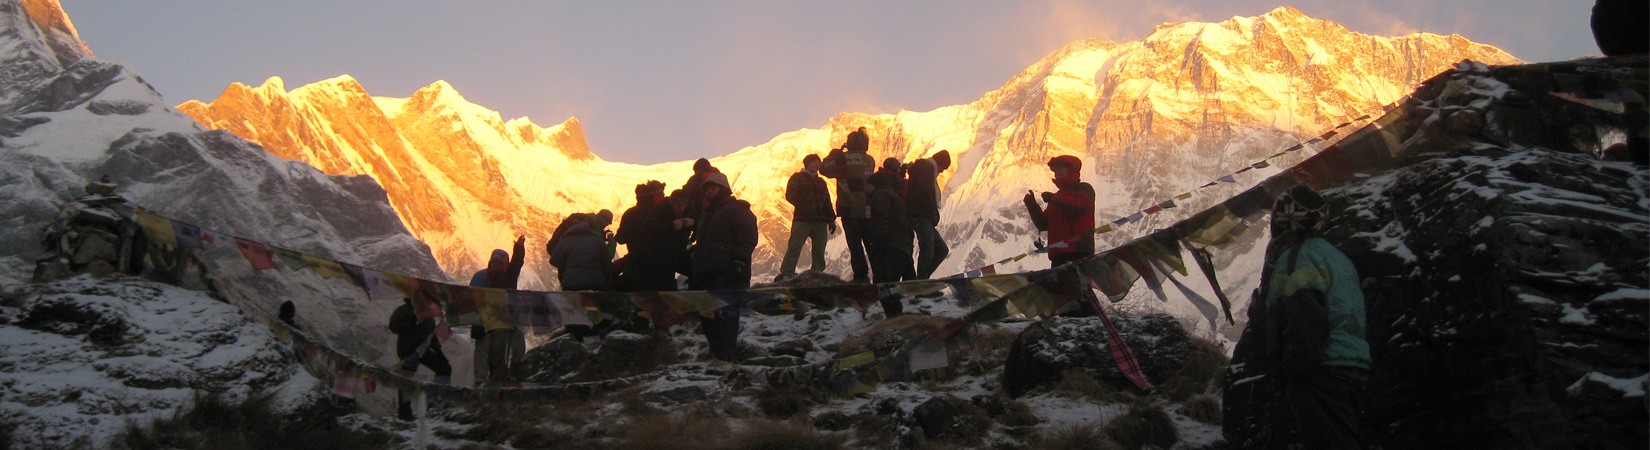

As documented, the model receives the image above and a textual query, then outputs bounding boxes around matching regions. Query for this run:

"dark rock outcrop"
[1001,313,1195,397]
[1224,58,1649,449]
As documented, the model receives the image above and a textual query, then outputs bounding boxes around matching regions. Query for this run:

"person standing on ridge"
[688,172,757,361]
[1023,155,1095,268]
[616,181,678,292]
[1262,185,1370,450]
[867,170,914,317]
[777,154,836,282]
[1023,155,1097,316]
[906,150,951,279]
[389,296,451,420]
[821,127,876,283]
[681,158,721,220]
[468,236,526,383]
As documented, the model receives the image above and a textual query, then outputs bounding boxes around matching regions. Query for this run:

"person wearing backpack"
[552,213,615,291]
[1262,185,1370,450]
[821,127,876,283]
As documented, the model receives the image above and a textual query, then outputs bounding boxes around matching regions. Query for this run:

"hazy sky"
[67,1,1599,164]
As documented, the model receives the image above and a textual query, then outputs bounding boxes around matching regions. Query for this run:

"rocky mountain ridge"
[177,7,1518,302]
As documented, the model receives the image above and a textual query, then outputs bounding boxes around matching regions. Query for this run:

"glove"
[1022,191,1037,206]
[1040,192,1054,203]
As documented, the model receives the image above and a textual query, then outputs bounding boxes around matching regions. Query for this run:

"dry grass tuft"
[754,386,823,419]
[727,418,844,450]
[1179,393,1222,425]
[444,403,582,448]
[959,326,1017,376]
[1052,370,1138,405]
[1034,423,1122,450]
[1156,337,1229,402]
[112,391,393,450]
[614,413,732,450]
[1102,403,1180,450]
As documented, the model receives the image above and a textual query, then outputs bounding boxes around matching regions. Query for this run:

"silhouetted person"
[389,297,450,420]
[688,172,757,361]
[907,150,952,278]
[1263,185,1370,450]
[469,237,526,383]
[777,154,836,281]
[821,127,876,283]
[1592,0,1648,56]
[867,171,914,317]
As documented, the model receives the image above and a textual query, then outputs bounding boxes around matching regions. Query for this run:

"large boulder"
[1224,59,1650,449]
[1001,313,1194,397]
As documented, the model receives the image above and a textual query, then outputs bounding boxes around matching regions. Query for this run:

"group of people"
[781,127,957,316]
[387,127,1373,447]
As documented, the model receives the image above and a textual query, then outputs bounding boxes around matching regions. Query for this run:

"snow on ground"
[0,276,302,448]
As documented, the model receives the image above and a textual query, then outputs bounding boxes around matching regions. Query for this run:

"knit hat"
[702,171,731,190]
[693,158,713,173]
[596,209,614,226]
[1273,185,1328,235]
[1048,155,1082,172]
[933,150,951,172]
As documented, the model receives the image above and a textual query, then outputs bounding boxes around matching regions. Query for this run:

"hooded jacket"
[1030,155,1095,259]
[691,190,758,289]
[905,150,950,224]
[551,220,613,290]
[469,240,526,290]
[1265,237,1371,377]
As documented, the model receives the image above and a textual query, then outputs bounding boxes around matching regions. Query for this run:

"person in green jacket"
[1264,185,1370,450]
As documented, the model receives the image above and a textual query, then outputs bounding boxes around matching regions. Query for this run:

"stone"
[1000,313,1194,398]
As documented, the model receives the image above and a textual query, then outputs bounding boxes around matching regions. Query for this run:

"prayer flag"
[233,237,278,271]
[136,209,177,248]
[1291,145,1355,190]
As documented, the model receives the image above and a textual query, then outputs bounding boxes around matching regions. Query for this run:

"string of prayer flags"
[135,208,177,248]
[172,220,213,250]
[1183,240,1235,325]
[507,291,555,333]
[1179,204,1245,247]
[474,288,512,331]
[1291,144,1355,190]
[234,236,278,271]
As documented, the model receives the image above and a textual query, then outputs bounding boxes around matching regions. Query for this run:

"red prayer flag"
[233,237,278,270]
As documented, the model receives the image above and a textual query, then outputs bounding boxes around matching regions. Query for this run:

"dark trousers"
[913,219,949,279]
[397,348,451,419]
[1052,252,1096,316]
[840,218,872,281]
[870,244,912,317]
[1285,366,1367,450]
[701,306,741,361]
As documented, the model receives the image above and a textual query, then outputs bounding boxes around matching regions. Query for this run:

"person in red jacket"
[1023,155,1095,268]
